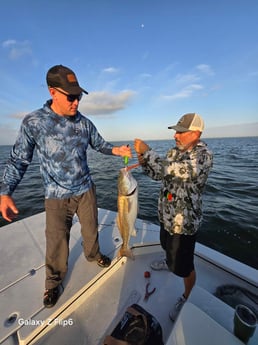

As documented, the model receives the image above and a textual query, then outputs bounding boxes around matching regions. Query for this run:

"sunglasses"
[53,88,83,102]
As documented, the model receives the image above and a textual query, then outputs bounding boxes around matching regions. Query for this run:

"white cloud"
[196,64,214,76]
[2,39,32,60]
[79,90,135,115]
[174,64,214,85]
[2,39,17,47]
[162,84,203,100]
[139,73,152,79]
[102,67,119,73]
[158,63,214,101]
[175,73,200,84]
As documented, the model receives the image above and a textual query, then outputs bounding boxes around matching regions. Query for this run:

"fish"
[117,166,139,259]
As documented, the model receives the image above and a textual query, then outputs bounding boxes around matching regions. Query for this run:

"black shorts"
[160,223,196,278]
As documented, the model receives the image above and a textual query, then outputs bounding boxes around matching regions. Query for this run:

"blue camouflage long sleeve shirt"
[1,100,114,199]
[141,141,213,235]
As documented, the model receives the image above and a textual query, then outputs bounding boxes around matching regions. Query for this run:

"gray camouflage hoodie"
[141,141,213,235]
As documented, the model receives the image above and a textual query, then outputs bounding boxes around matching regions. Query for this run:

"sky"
[0,0,257,145]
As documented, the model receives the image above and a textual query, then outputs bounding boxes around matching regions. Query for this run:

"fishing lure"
[124,156,129,165]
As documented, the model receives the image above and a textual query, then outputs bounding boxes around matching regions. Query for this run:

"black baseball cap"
[46,65,88,95]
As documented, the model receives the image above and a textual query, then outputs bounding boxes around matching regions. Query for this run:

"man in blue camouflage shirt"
[134,113,213,321]
[0,65,132,308]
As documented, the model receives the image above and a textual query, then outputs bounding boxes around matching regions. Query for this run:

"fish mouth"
[125,186,137,196]
[118,168,138,195]
[124,178,138,195]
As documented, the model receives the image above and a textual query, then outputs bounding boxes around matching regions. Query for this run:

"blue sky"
[0,0,257,144]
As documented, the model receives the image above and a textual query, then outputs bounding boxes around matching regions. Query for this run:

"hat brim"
[168,125,190,132]
[65,85,88,95]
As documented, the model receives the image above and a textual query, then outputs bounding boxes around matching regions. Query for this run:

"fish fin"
[116,215,121,230]
[116,197,127,233]
[118,247,135,260]
[131,228,137,237]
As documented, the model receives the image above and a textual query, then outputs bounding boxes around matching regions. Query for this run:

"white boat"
[0,208,257,345]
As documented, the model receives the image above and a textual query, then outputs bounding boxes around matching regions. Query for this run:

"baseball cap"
[46,65,88,95]
[168,113,204,132]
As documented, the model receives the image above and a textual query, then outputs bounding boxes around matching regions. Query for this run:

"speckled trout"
[117,165,139,259]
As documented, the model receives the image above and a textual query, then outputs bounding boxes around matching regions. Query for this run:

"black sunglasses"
[53,88,83,102]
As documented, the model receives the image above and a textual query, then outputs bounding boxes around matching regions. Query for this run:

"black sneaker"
[43,286,60,308]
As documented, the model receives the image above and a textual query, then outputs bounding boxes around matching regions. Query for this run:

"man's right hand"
[134,139,150,155]
[0,195,19,222]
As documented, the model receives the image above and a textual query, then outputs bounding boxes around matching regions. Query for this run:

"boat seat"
[187,285,258,345]
[187,285,235,332]
[165,302,243,345]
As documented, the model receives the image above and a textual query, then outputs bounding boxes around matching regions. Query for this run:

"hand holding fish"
[134,139,149,155]
[134,139,150,165]
[112,145,132,158]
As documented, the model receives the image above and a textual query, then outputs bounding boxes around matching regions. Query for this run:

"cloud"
[2,39,32,60]
[175,73,200,84]
[139,73,152,79]
[162,84,203,100]
[196,64,214,76]
[102,67,119,73]
[79,90,135,115]
[159,63,214,101]
[174,64,214,85]
[2,39,17,47]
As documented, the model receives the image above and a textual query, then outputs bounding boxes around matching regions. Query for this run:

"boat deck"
[0,209,257,345]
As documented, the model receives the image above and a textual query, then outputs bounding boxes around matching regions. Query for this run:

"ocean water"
[0,137,257,269]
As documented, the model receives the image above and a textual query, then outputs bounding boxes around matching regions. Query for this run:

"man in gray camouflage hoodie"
[134,113,213,321]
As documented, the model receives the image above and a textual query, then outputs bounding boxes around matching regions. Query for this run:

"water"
[0,137,257,269]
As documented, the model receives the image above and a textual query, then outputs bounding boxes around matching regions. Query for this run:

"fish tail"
[118,247,135,260]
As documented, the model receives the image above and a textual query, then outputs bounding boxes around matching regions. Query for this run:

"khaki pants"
[44,185,100,289]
